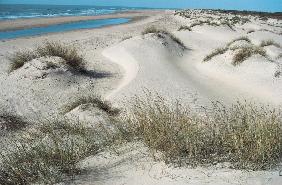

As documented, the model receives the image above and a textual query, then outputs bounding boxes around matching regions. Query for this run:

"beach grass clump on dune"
[233,46,267,65]
[8,41,85,72]
[260,40,281,48]
[36,41,85,71]
[203,47,228,62]
[0,120,101,185]
[61,96,120,116]
[178,25,192,31]
[142,26,187,49]
[0,114,29,131]
[124,94,282,170]
[8,50,37,72]
[227,36,251,47]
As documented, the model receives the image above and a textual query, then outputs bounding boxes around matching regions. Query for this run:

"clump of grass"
[247,29,255,34]
[178,25,192,31]
[36,41,85,71]
[8,50,37,72]
[62,96,120,116]
[121,36,132,41]
[124,94,282,170]
[8,41,85,72]
[0,119,106,185]
[274,71,281,78]
[233,46,267,65]
[227,36,251,47]
[0,114,29,131]
[142,26,164,35]
[203,47,228,62]
[260,40,281,48]
[142,26,187,49]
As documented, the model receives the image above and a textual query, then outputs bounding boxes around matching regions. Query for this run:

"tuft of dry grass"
[142,26,187,49]
[247,29,255,34]
[123,93,282,170]
[8,41,85,72]
[0,114,29,131]
[260,40,281,48]
[178,25,192,31]
[61,96,120,116]
[227,36,251,47]
[233,46,267,65]
[203,47,228,62]
[8,51,37,73]
[0,120,101,185]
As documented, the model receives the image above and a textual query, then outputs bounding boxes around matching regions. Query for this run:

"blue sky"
[1,0,281,12]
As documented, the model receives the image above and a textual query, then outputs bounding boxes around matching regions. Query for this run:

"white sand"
[0,10,281,185]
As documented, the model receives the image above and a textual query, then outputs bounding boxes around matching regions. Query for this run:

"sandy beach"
[0,9,281,185]
[0,10,160,31]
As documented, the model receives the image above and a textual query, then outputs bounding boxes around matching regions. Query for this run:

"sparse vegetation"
[8,51,37,72]
[274,71,281,78]
[260,40,281,48]
[0,114,29,131]
[247,29,255,34]
[61,96,120,116]
[142,26,187,49]
[178,25,192,31]
[8,41,85,72]
[203,47,228,61]
[227,36,251,47]
[122,94,282,170]
[233,46,267,65]
[0,120,102,184]
[121,35,133,41]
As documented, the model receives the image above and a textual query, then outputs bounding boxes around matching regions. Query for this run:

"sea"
[0,4,147,39]
[0,4,142,20]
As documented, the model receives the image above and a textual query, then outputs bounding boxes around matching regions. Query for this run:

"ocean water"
[0,4,141,20]
[0,4,138,39]
[0,18,130,40]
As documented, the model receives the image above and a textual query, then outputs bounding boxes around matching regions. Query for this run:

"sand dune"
[0,9,281,185]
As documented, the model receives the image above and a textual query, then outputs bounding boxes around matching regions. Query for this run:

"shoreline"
[0,10,164,32]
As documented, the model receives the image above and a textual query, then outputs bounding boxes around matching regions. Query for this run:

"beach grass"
[8,41,85,72]
[260,40,281,48]
[203,47,228,61]
[233,46,267,65]
[123,93,282,170]
[142,26,187,49]
[178,25,192,31]
[61,96,120,116]
[0,120,100,185]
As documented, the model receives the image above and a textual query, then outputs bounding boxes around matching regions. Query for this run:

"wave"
[0,5,138,20]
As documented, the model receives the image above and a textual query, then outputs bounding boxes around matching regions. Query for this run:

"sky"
[0,0,281,12]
